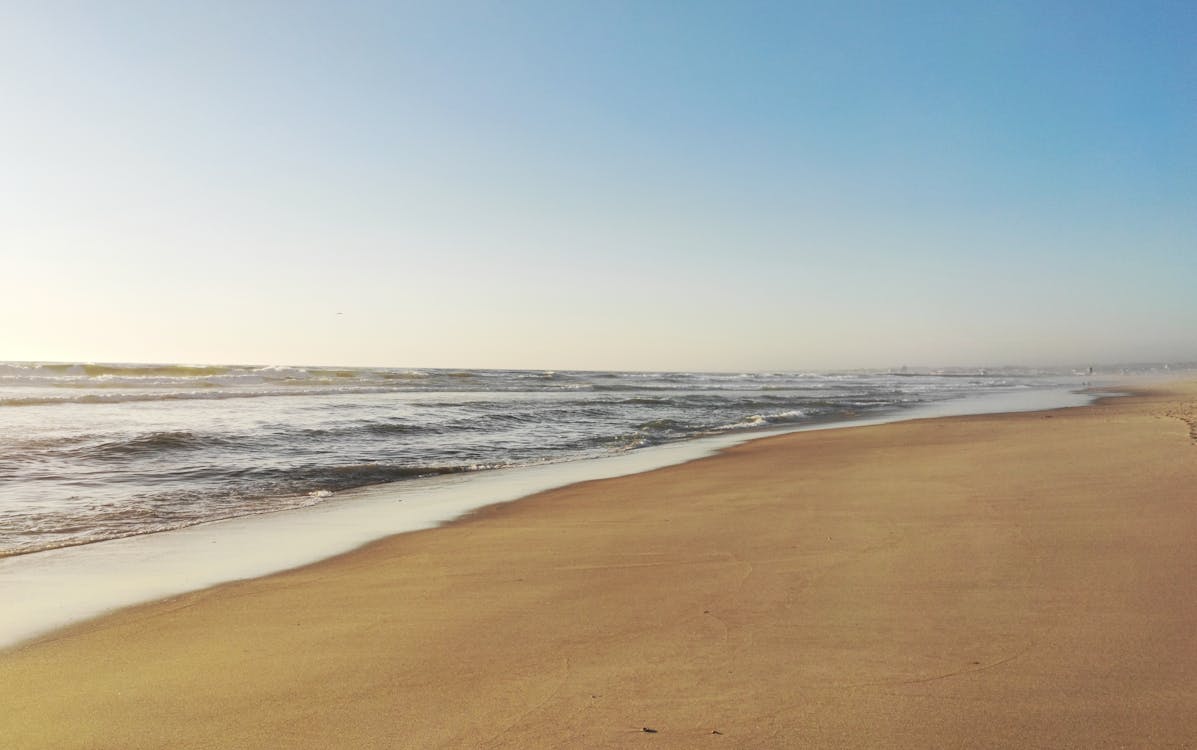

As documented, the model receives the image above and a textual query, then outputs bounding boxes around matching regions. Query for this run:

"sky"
[1,1,1194,372]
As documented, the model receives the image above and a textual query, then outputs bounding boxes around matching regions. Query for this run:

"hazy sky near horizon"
[2,1,1194,371]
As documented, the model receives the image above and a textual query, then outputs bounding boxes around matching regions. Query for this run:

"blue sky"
[2,1,1193,370]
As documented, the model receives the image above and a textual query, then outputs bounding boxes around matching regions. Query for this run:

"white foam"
[0,386,1100,650]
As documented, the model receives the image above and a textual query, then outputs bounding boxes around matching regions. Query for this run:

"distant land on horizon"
[3,359,1194,378]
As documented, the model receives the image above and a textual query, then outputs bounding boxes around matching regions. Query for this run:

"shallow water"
[0,383,1103,649]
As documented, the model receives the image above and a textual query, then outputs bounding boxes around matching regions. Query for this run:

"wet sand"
[3,382,1196,748]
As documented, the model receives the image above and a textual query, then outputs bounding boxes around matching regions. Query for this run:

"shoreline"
[0,384,1104,650]
[4,380,1196,747]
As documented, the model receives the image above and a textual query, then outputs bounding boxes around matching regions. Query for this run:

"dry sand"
[3,382,1197,748]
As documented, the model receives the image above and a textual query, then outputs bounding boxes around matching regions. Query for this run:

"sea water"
[0,362,1109,558]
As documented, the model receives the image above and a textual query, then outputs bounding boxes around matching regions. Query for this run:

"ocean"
[0,361,1091,559]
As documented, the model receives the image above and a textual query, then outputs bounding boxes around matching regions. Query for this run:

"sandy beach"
[3,381,1196,748]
